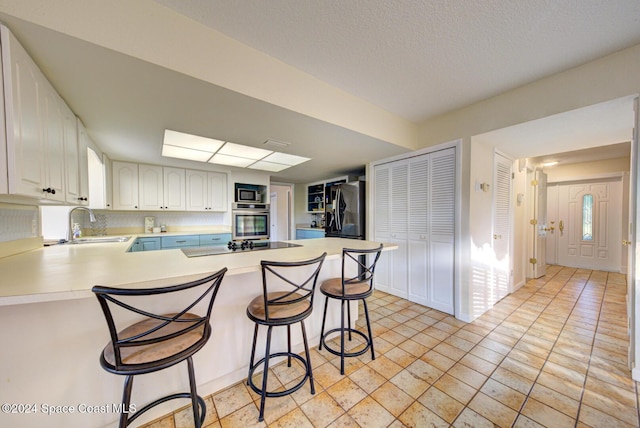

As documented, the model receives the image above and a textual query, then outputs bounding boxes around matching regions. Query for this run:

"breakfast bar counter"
[0,237,394,428]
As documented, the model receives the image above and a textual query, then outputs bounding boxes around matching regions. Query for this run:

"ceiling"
[0,1,639,183]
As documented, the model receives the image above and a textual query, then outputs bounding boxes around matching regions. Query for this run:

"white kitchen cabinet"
[40,81,66,202]
[76,119,90,205]
[113,162,187,211]
[185,169,228,212]
[163,166,186,211]
[112,161,139,210]
[138,165,185,211]
[103,153,113,209]
[0,24,73,202]
[138,164,163,211]
[373,147,456,315]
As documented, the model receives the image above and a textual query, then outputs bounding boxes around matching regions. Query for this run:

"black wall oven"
[231,203,270,240]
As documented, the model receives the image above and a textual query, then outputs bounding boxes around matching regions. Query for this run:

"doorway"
[546,177,624,271]
[270,183,293,241]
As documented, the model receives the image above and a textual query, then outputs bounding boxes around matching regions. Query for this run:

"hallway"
[142,265,638,427]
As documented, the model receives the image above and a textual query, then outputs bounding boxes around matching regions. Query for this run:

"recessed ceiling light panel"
[248,161,289,172]
[164,129,225,152]
[218,142,272,160]
[209,153,255,167]
[162,144,213,162]
[263,152,309,166]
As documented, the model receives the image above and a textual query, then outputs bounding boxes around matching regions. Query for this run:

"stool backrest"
[342,244,383,292]
[92,267,227,369]
[260,252,327,321]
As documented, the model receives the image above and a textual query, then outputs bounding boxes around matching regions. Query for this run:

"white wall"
[418,42,640,322]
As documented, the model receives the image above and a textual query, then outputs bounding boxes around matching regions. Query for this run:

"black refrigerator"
[324,181,365,239]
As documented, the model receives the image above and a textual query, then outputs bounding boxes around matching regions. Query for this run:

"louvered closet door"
[374,147,456,314]
[427,148,455,314]
[493,154,512,300]
[374,161,409,298]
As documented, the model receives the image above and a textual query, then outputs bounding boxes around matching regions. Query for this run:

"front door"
[556,178,623,271]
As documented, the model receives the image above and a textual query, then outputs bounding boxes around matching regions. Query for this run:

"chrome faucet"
[68,207,96,242]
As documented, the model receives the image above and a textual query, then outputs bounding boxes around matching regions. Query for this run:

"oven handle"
[232,210,270,215]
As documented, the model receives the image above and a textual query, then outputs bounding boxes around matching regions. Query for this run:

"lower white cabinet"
[373,146,456,315]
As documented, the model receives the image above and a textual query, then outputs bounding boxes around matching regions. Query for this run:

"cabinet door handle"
[176,240,187,244]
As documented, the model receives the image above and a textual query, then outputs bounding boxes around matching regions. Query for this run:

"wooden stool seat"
[247,292,311,322]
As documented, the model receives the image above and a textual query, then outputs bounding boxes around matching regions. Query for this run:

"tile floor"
[141,265,639,427]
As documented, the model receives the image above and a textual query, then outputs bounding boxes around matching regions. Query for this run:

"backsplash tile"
[90,210,228,232]
[0,204,38,243]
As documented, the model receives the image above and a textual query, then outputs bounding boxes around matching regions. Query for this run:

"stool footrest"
[126,393,206,426]
[320,327,372,358]
[247,351,312,397]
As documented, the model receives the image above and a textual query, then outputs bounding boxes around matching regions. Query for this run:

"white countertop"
[0,237,394,306]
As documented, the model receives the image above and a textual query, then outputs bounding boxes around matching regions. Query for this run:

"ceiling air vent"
[263,139,290,149]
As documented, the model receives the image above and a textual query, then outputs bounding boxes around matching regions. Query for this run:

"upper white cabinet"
[112,161,139,210]
[138,165,185,211]
[185,169,227,212]
[76,119,90,205]
[0,25,86,204]
[113,162,222,212]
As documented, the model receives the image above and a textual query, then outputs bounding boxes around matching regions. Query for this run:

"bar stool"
[92,268,227,428]
[319,245,383,375]
[246,253,326,422]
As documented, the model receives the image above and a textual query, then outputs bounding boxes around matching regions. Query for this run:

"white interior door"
[532,170,548,278]
[557,179,623,271]
[270,192,278,240]
[545,184,558,264]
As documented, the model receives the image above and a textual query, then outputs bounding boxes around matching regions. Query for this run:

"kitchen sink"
[69,236,131,244]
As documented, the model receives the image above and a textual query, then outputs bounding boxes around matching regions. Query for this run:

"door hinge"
[530,219,538,225]
[529,258,537,264]
[531,179,538,186]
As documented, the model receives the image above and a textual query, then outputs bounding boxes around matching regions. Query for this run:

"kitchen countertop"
[0,236,394,306]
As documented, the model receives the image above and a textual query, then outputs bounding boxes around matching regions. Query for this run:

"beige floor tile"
[397,338,429,357]
[433,341,467,360]
[370,381,414,417]
[312,362,345,390]
[528,383,579,419]
[512,414,546,428]
[469,344,506,365]
[499,356,541,381]
[448,362,487,389]
[480,378,526,411]
[520,398,575,428]
[348,365,387,394]
[174,396,218,428]
[367,354,404,379]
[218,403,264,428]
[325,412,360,428]
[468,392,518,427]
[326,377,367,411]
[347,396,396,428]
[213,383,254,419]
[535,370,583,401]
[389,368,431,398]
[146,416,175,428]
[411,331,442,348]
[406,357,444,384]
[452,407,495,428]
[299,391,344,428]
[459,352,497,376]
[418,385,465,423]
[421,349,457,372]
[384,346,417,367]
[433,373,478,405]
[269,408,313,428]
[398,401,448,428]
[260,395,299,425]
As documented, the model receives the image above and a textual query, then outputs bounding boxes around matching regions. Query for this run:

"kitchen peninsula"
[0,237,395,428]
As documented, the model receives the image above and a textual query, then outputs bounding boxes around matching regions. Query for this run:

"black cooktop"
[181,241,302,258]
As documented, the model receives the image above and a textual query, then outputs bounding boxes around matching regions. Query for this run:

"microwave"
[237,188,261,203]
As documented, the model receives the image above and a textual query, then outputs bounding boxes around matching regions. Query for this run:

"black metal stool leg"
[187,356,203,428]
[300,320,315,394]
[363,298,375,360]
[258,325,273,422]
[287,325,292,367]
[340,299,346,375]
[248,323,259,385]
[119,375,133,428]
[319,296,329,350]
[347,299,352,341]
